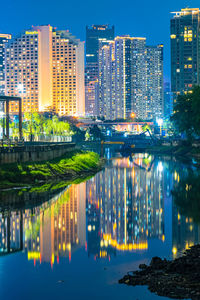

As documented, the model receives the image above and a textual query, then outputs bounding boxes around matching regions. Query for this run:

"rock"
[139,264,148,270]
[119,244,200,299]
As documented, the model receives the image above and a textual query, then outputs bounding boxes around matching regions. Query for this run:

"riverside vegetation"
[0,150,103,189]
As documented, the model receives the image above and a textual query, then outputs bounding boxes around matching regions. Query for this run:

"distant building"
[5,26,85,115]
[146,45,164,120]
[98,36,164,120]
[85,25,114,116]
[0,34,11,96]
[164,82,173,118]
[170,8,200,102]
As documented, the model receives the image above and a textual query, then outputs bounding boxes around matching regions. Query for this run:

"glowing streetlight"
[131,112,136,119]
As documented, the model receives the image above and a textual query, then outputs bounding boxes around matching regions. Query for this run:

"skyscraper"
[171,8,200,101]
[5,26,85,115]
[146,45,164,119]
[164,82,173,118]
[0,34,11,96]
[85,25,114,116]
[98,36,164,120]
[51,30,85,116]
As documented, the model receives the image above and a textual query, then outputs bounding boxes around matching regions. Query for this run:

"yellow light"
[172,247,177,255]
[170,34,176,39]
[131,113,136,118]
[28,251,41,260]
[25,31,38,35]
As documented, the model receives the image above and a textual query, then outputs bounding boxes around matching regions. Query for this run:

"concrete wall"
[0,143,76,164]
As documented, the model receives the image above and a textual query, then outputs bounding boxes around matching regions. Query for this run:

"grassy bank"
[0,150,103,189]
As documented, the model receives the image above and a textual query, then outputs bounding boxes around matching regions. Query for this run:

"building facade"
[146,45,164,119]
[98,36,164,120]
[164,82,173,118]
[0,34,11,97]
[171,8,200,101]
[85,25,114,116]
[5,25,85,115]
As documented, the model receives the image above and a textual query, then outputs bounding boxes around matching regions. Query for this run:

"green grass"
[0,150,101,189]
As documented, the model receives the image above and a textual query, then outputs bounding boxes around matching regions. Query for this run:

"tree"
[89,125,103,140]
[171,86,200,141]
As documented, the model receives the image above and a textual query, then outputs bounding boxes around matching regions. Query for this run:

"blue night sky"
[1,0,199,81]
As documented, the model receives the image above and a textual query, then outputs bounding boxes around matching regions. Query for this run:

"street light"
[131,112,136,119]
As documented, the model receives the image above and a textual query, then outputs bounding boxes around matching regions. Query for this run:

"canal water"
[0,150,199,300]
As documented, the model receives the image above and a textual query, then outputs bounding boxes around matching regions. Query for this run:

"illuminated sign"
[25,31,38,35]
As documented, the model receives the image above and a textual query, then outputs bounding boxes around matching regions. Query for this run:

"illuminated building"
[146,45,164,119]
[98,37,164,120]
[5,28,44,113]
[170,8,200,101]
[52,30,85,116]
[0,34,11,96]
[85,25,114,116]
[98,40,115,119]
[164,82,173,118]
[5,26,85,115]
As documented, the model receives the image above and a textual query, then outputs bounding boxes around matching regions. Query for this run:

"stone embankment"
[0,142,76,164]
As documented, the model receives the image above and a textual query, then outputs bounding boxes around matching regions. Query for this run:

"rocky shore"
[119,245,200,299]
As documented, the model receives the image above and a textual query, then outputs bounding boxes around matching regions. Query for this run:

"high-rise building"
[5,26,85,115]
[51,30,85,116]
[85,25,114,116]
[170,8,200,102]
[164,82,173,118]
[146,45,164,119]
[98,36,164,120]
[0,34,11,96]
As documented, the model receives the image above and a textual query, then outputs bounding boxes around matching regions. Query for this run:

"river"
[0,149,199,300]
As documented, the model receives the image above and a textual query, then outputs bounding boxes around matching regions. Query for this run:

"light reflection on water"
[0,152,199,299]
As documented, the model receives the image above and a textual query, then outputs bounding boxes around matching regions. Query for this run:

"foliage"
[142,123,152,133]
[0,151,101,188]
[10,112,74,140]
[171,86,200,141]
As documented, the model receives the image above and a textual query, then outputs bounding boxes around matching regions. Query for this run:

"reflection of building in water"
[0,183,86,266]
[172,203,200,258]
[86,155,165,258]
[0,211,23,254]
[170,167,200,257]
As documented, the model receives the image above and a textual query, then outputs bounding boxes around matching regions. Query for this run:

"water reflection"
[172,170,200,257]
[0,184,86,266]
[0,153,200,266]
[86,154,164,259]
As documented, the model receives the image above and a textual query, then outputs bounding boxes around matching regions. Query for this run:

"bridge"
[76,120,154,133]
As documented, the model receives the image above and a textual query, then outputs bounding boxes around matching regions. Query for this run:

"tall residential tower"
[85,25,114,116]
[0,34,11,96]
[5,26,85,115]
[171,8,200,101]
[98,36,164,120]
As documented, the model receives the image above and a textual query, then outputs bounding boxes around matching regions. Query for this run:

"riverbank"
[147,144,200,162]
[0,150,104,190]
[119,244,200,299]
